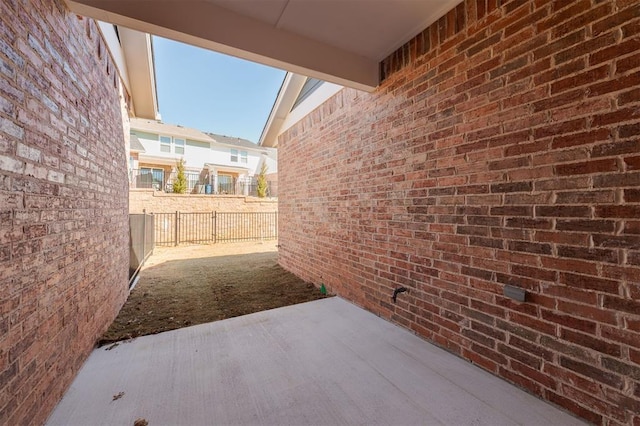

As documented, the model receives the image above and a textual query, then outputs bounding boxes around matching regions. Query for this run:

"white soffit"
[66,0,462,92]
[213,0,464,61]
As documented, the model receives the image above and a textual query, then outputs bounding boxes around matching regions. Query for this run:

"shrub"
[173,158,188,194]
[256,163,268,198]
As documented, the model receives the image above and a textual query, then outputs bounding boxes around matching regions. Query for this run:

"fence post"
[213,211,217,244]
[142,209,146,261]
[150,212,155,254]
[175,210,179,246]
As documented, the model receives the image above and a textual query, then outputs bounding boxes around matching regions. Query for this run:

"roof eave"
[259,72,307,147]
[118,28,160,120]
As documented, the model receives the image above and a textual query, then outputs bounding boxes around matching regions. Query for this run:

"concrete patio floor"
[47,297,585,425]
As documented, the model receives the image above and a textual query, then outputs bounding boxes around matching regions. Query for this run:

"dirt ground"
[100,241,327,345]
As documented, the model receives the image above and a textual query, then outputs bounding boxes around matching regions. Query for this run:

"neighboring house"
[130,118,277,196]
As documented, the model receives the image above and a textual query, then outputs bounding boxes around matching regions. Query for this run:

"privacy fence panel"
[152,211,277,246]
[129,212,155,285]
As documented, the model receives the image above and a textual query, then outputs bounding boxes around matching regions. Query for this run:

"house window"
[160,135,186,154]
[240,151,248,163]
[230,149,238,162]
[174,138,185,155]
[160,135,171,153]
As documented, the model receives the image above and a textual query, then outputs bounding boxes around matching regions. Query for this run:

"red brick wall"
[0,1,129,424]
[278,0,640,423]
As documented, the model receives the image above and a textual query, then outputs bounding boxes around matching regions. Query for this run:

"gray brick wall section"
[0,1,129,424]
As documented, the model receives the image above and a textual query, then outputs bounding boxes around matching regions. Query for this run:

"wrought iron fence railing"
[151,211,278,246]
[129,169,277,197]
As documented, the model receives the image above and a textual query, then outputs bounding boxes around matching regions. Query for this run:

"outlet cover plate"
[504,285,526,302]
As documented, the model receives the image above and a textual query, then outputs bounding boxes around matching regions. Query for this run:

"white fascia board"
[204,164,251,173]
[66,1,379,92]
[118,28,159,120]
[259,73,306,147]
[212,142,263,153]
[137,154,180,167]
[96,21,131,92]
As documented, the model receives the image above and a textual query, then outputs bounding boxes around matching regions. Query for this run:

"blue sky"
[153,36,286,144]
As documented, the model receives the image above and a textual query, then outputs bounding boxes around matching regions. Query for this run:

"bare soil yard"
[100,242,327,345]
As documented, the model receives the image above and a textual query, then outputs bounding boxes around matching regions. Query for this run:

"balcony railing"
[239,180,278,197]
[164,171,202,193]
[130,169,165,191]
[129,169,276,197]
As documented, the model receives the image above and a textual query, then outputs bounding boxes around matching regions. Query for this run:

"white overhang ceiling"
[67,0,462,91]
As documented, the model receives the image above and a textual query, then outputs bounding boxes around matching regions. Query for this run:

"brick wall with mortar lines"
[129,189,278,214]
[278,0,640,424]
[0,1,129,424]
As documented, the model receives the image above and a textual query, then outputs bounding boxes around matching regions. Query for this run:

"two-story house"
[129,118,277,196]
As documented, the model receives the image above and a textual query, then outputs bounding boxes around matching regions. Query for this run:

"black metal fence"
[152,211,278,246]
[129,212,155,286]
